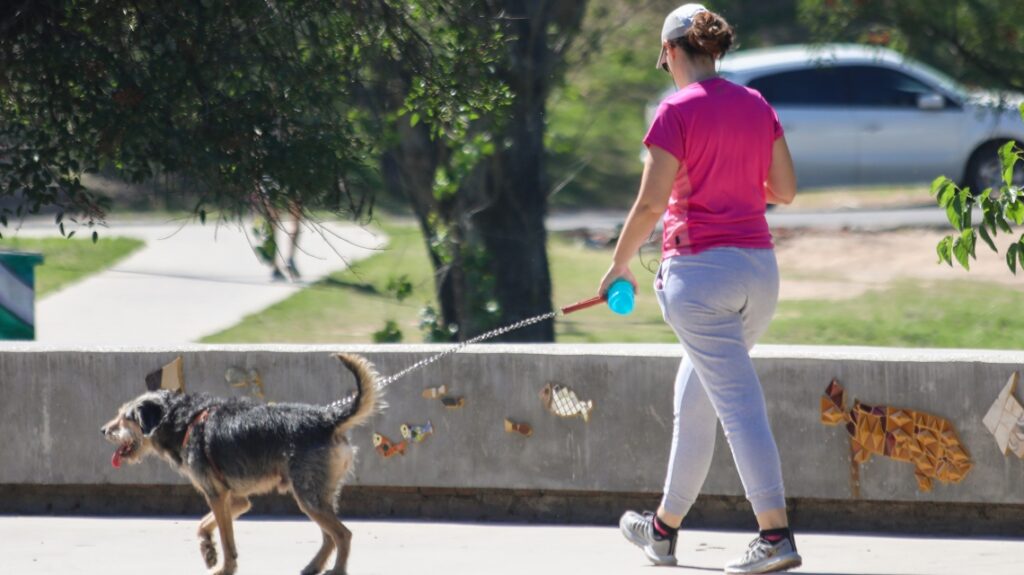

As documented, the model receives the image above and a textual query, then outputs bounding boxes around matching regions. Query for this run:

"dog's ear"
[133,400,165,436]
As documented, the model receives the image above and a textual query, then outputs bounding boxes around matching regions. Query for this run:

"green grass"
[0,236,144,296]
[202,223,673,344]
[203,223,1024,349]
[764,281,1024,349]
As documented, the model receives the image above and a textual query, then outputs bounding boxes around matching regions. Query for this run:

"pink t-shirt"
[644,77,782,257]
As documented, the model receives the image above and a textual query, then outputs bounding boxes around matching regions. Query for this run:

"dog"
[101,353,382,575]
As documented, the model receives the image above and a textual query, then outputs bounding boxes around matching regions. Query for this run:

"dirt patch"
[774,229,1024,301]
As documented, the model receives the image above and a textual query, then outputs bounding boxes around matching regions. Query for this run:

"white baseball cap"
[656,3,708,70]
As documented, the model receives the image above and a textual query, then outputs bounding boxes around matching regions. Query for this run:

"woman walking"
[597,4,800,573]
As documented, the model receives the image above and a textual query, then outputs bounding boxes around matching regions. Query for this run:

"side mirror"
[917,93,945,110]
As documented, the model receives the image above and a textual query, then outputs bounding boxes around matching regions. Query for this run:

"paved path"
[0,516,1019,574]
[15,220,385,344]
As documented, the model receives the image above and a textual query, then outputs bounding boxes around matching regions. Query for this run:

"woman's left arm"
[598,145,679,296]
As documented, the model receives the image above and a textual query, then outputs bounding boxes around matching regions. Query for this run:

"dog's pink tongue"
[112,450,122,469]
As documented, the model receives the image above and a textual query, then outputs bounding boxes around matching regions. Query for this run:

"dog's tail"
[331,353,384,433]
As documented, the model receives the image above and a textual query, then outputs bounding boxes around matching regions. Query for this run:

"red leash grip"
[560,295,606,315]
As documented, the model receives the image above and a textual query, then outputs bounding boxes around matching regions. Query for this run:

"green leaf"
[999,140,1020,189]
[945,201,962,230]
[59,222,65,237]
[997,212,1014,234]
[92,231,98,244]
[936,236,954,266]
[1007,200,1024,226]
[932,176,952,203]
[962,228,976,259]
[978,222,998,252]
[67,230,75,239]
[983,196,998,235]
[1008,243,1019,275]
[953,236,971,270]
[936,181,956,207]
[199,209,207,225]
[410,113,420,127]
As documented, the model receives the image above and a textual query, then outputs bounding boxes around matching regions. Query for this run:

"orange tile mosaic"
[820,379,972,492]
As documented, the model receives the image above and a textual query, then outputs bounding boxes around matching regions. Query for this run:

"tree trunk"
[380,0,586,343]
[467,0,586,341]
[379,122,460,335]
[472,105,554,341]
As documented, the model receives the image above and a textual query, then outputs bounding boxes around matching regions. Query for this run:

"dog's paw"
[208,559,237,575]
[199,538,218,568]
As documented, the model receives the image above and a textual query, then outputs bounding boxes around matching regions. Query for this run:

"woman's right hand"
[598,263,638,298]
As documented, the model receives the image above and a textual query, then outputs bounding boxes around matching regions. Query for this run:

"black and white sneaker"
[725,535,802,574]
[619,510,677,566]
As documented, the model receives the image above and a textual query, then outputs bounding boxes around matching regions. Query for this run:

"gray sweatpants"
[654,247,786,516]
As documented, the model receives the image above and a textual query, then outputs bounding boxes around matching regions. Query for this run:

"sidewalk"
[0,516,1018,574]
[13,219,385,344]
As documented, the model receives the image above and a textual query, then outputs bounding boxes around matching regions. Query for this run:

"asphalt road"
[546,207,950,232]
[1,516,1019,575]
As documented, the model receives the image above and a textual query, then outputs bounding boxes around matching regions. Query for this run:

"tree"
[0,1,505,238]
[799,0,1024,273]
[798,0,1024,91]
[933,108,1024,274]
[379,1,588,342]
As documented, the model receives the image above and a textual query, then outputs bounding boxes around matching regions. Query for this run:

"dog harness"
[182,408,228,485]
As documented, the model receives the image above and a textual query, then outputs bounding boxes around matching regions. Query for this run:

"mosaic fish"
[400,420,434,443]
[540,383,593,423]
[440,396,466,409]
[372,433,407,458]
[504,418,533,437]
[422,385,448,399]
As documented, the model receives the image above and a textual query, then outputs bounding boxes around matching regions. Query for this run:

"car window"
[847,66,935,108]
[747,68,849,106]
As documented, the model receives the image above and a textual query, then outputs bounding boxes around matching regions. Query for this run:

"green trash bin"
[0,250,45,340]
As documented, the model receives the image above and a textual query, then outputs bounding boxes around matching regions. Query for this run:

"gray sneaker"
[619,510,677,566]
[725,536,802,574]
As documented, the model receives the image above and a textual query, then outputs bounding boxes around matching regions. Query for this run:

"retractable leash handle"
[560,295,606,315]
[560,279,635,316]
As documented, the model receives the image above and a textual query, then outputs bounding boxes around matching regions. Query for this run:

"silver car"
[653,44,1024,192]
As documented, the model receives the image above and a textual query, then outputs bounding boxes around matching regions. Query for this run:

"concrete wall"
[1,344,1023,509]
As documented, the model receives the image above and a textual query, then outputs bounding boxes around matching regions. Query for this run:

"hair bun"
[686,11,734,59]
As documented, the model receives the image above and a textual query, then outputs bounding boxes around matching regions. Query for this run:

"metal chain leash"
[330,310,560,408]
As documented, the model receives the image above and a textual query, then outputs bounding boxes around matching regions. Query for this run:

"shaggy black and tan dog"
[101,353,382,575]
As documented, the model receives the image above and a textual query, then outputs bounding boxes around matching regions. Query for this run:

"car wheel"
[966,140,1024,194]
